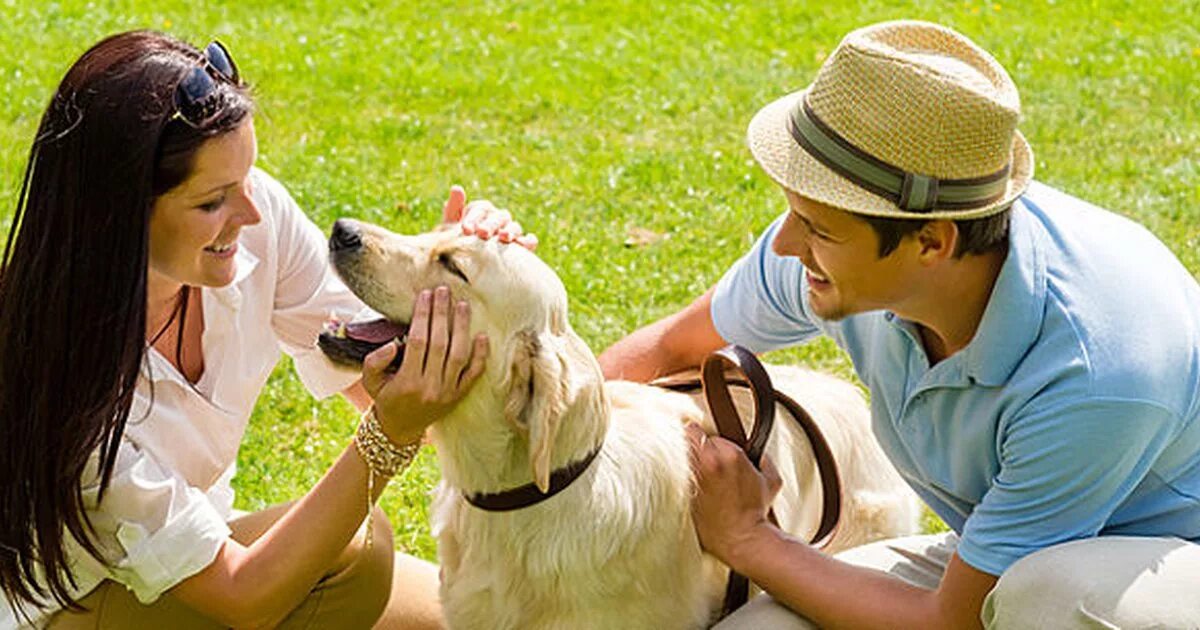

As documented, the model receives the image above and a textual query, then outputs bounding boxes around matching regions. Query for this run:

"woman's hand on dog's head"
[440,185,538,250]
[361,286,489,445]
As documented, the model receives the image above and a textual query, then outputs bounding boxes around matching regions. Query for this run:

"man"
[599,20,1200,629]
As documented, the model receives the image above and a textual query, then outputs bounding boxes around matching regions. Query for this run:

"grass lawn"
[2,1,1198,560]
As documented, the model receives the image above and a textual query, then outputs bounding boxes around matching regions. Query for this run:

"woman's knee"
[354,506,398,611]
[273,508,397,629]
[313,507,396,624]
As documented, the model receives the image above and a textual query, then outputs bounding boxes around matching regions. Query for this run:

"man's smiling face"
[770,189,921,321]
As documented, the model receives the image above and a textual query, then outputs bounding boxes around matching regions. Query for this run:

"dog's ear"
[504,329,569,492]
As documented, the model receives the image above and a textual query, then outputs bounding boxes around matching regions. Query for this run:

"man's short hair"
[861,206,1012,259]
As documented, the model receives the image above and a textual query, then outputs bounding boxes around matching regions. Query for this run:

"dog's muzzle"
[318,219,408,370]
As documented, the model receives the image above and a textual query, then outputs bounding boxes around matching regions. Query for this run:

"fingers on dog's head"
[516,233,539,251]
[443,186,467,223]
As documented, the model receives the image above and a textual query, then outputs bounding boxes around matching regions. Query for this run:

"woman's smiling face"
[148,119,261,289]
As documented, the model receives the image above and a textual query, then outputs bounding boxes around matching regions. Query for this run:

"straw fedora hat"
[748,20,1033,220]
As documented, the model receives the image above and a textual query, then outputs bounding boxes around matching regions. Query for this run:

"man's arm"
[733,526,996,629]
[686,425,997,629]
[598,287,727,382]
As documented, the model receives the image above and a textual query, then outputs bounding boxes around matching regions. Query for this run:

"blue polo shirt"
[710,181,1200,576]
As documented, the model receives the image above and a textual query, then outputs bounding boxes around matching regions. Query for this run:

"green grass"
[3,1,1198,558]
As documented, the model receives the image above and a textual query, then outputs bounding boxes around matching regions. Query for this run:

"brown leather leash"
[654,345,843,618]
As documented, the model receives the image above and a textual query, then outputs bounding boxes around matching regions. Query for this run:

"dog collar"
[463,444,603,512]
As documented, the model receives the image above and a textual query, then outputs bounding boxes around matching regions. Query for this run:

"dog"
[319,219,921,629]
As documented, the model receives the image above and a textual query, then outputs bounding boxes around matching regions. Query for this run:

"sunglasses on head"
[171,40,242,128]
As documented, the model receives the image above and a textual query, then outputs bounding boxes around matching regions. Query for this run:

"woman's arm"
[169,443,385,628]
[341,380,372,412]
[171,288,483,628]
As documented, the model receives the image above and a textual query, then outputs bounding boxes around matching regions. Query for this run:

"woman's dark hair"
[861,206,1012,259]
[0,30,252,615]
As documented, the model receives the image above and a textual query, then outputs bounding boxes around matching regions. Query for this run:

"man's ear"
[503,330,569,492]
[916,220,958,264]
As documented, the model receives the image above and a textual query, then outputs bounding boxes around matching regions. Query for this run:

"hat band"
[788,98,1010,213]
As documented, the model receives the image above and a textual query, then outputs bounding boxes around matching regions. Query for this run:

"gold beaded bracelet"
[355,406,422,477]
[354,406,422,548]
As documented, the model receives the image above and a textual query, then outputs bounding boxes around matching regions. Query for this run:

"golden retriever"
[320,220,920,629]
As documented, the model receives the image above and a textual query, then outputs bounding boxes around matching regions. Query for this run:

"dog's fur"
[329,222,921,629]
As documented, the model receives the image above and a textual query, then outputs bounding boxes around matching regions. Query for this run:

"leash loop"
[701,345,775,469]
[695,345,844,618]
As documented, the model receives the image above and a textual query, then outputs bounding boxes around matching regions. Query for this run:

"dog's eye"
[438,253,469,283]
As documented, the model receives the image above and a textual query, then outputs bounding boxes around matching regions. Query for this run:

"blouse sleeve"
[252,169,368,399]
[76,439,232,604]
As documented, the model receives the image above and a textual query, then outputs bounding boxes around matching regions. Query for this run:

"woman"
[0,31,530,628]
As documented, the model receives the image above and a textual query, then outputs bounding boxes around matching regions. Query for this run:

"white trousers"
[714,533,1200,629]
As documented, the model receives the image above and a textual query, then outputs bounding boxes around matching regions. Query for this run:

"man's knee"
[982,542,1080,628]
[712,594,818,630]
[982,536,1200,629]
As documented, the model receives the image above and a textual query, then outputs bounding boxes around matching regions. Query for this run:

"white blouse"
[3,168,365,627]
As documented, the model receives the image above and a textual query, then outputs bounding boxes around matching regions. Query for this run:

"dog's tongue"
[342,318,408,344]
[319,317,409,370]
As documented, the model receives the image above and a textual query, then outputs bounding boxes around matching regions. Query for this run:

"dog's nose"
[330,219,362,252]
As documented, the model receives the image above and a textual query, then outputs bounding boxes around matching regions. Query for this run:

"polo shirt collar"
[962,196,1047,386]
